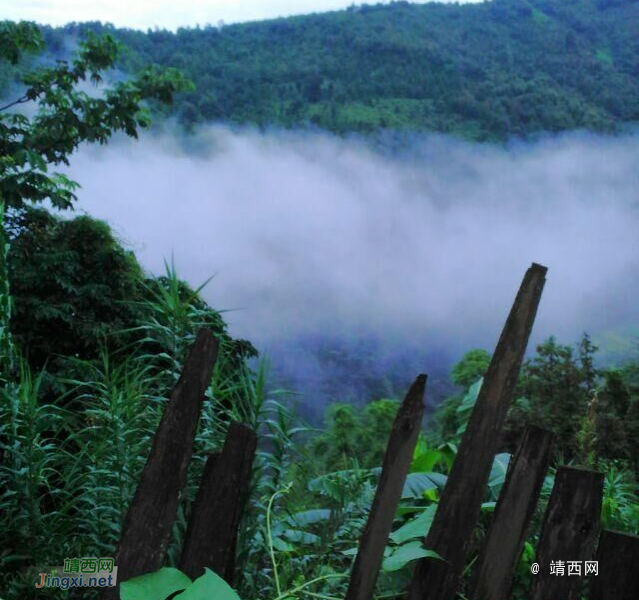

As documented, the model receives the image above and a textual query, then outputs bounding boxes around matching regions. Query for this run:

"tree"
[594,370,631,460]
[0,21,192,211]
[429,350,491,444]
[309,399,400,472]
[451,349,491,389]
[0,21,191,373]
[7,207,146,367]
[504,335,598,460]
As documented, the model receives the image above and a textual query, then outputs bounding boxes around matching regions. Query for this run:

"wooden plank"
[345,374,427,600]
[470,425,554,600]
[528,466,603,600]
[589,529,639,600]
[180,421,257,582]
[104,329,219,599]
[407,263,547,600]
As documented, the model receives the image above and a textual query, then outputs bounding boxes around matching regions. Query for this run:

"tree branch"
[0,95,31,113]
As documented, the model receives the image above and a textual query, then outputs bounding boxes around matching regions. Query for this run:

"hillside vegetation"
[2,16,639,600]
[16,0,638,140]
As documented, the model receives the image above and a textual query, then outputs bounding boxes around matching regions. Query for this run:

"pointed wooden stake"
[407,263,547,600]
[180,421,257,583]
[590,529,639,600]
[345,374,427,600]
[529,466,603,600]
[104,329,219,599]
[471,425,554,600]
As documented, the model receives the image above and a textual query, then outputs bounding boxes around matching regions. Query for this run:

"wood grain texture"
[470,425,554,600]
[407,263,547,600]
[104,329,219,599]
[528,466,603,600]
[180,421,257,583]
[589,529,639,600]
[345,374,427,600]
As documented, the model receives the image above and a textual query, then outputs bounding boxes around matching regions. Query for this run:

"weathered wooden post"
[180,421,257,583]
[345,374,427,600]
[470,425,554,600]
[407,263,547,600]
[528,466,603,600]
[589,530,639,600]
[104,329,219,599]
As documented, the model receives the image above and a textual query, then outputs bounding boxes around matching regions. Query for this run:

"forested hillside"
[2,14,639,600]
[13,0,637,140]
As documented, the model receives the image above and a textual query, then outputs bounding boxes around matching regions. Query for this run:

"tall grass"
[3,257,638,600]
[0,261,270,598]
[0,360,75,596]
[0,201,15,379]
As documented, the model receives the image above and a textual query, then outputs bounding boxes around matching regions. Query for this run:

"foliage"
[12,0,639,140]
[0,20,191,211]
[121,568,239,600]
[7,207,146,368]
[502,334,639,465]
[308,399,399,471]
[0,261,260,599]
[600,463,639,534]
[451,349,491,389]
[433,334,639,470]
[3,311,639,599]
[430,349,490,444]
[12,13,639,600]
[0,202,14,379]
[0,359,72,570]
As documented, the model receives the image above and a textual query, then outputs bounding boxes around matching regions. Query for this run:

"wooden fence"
[104,263,639,600]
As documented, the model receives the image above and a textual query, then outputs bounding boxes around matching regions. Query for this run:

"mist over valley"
[65,126,639,415]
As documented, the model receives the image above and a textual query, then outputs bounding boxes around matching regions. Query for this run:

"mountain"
[5,0,639,139]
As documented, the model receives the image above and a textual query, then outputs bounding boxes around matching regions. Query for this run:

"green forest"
[2,0,639,140]
[1,5,639,600]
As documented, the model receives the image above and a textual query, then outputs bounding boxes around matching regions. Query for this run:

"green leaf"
[282,529,321,545]
[402,472,447,499]
[174,568,241,600]
[390,504,437,544]
[456,377,483,435]
[411,450,442,473]
[383,541,443,572]
[487,453,511,500]
[286,509,332,527]
[120,567,191,600]
[272,537,296,552]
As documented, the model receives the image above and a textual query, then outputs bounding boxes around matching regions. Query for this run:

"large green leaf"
[390,504,437,544]
[282,529,322,545]
[120,567,191,600]
[411,450,442,473]
[437,442,458,472]
[286,509,332,527]
[272,537,296,552]
[383,541,443,572]
[174,568,241,600]
[402,472,447,499]
[487,453,511,500]
[456,378,483,435]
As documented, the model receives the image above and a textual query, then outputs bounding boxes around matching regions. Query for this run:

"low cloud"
[66,126,639,407]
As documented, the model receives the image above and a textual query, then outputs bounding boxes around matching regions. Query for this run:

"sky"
[2,0,481,30]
